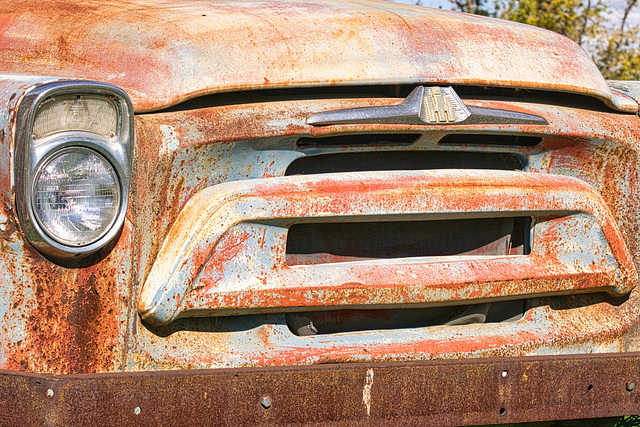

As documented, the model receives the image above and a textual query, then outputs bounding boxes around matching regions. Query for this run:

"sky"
[607,0,640,27]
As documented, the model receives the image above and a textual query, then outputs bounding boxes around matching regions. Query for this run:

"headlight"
[33,147,120,246]
[15,81,133,260]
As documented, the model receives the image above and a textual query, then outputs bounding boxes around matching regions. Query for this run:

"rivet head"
[627,381,636,392]
[501,370,508,378]
[45,389,54,398]
[261,396,272,409]
[134,407,141,415]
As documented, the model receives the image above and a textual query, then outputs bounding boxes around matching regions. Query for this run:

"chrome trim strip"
[306,86,548,126]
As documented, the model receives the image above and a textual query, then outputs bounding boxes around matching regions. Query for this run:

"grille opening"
[142,293,626,338]
[439,134,542,146]
[286,299,527,336]
[158,84,613,114]
[297,133,421,148]
[285,151,524,175]
[286,217,531,265]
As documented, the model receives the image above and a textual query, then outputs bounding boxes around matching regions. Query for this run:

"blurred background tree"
[393,0,640,79]
[592,0,640,79]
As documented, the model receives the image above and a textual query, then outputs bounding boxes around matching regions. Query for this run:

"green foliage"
[496,0,606,43]
[614,415,640,426]
[596,27,640,79]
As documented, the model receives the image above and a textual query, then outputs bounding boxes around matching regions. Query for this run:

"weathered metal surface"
[0,58,638,410]
[0,222,134,374]
[0,14,638,427]
[131,297,638,370]
[2,353,640,426]
[0,0,635,113]
[139,169,635,325]
[126,95,640,370]
[609,81,640,106]
[0,75,133,375]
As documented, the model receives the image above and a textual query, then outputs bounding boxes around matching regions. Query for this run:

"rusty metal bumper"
[3,353,639,426]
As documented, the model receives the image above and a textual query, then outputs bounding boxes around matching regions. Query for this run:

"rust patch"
[4,224,132,375]
[128,95,640,370]
[0,0,633,112]
[197,228,252,292]
[1,353,632,426]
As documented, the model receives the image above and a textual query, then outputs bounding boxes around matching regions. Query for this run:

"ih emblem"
[420,86,470,123]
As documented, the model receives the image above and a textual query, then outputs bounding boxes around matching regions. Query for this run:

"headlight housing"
[15,81,133,259]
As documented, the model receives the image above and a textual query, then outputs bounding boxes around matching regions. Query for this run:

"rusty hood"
[0,0,635,113]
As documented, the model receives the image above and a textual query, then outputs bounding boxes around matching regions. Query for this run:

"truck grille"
[131,88,640,369]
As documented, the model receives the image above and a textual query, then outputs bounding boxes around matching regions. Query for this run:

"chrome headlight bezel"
[15,81,133,259]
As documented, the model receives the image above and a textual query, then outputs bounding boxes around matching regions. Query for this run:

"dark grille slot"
[285,151,523,175]
[296,134,421,148]
[162,84,613,113]
[439,134,542,146]
[286,300,527,336]
[286,217,531,266]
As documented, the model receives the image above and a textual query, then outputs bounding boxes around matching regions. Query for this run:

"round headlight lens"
[33,148,120,246]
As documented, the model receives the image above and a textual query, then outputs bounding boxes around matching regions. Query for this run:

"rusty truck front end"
[0,0,639,424]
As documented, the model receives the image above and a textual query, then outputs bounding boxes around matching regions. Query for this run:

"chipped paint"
[0,75,132,375]
[0,0,635,113]
[159,125,180,157]
[363,368,374,416]
[138,170,635,324]
[0,6,637,419]
[127,93,640,371]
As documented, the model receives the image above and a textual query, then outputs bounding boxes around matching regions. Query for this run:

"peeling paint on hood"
[0,0,635,113]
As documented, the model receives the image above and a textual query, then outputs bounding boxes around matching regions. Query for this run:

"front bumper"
[3,353,640,426]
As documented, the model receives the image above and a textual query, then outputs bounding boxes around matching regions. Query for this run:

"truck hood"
[0,0,635,113]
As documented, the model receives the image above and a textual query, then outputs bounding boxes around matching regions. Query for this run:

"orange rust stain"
[122,73,640,370]
[197,228,252,292]
[4,224,132,375]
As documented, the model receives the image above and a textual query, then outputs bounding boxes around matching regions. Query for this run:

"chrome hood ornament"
[307,86,547,126]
